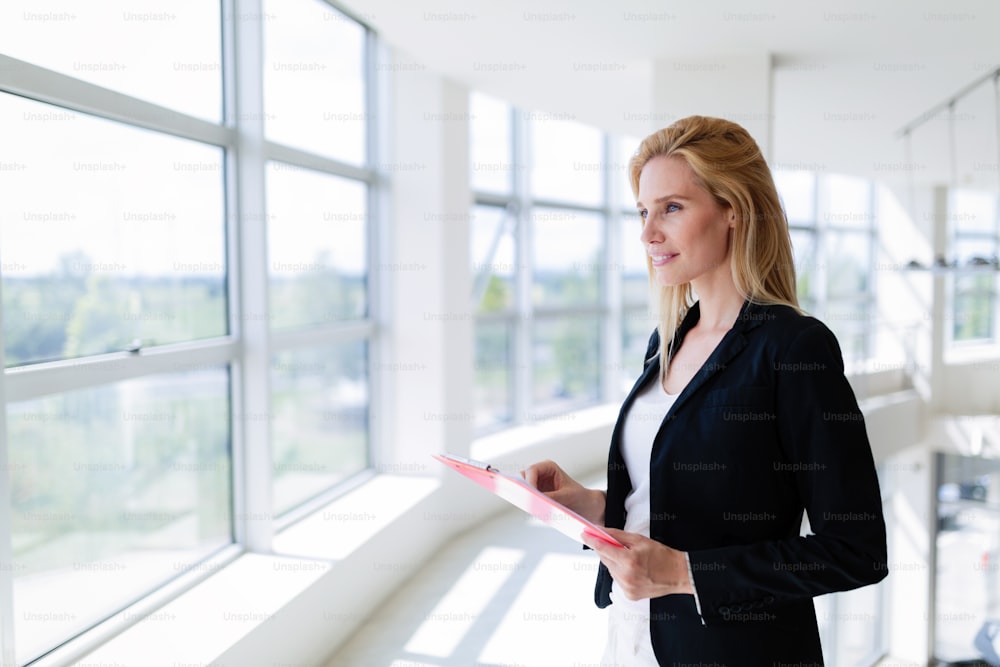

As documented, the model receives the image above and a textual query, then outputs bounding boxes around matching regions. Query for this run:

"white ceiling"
[341,0,1000,192]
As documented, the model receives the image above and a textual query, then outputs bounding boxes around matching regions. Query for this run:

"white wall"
[379,51,475,469]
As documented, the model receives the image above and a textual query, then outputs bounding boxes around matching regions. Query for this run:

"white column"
[603,136,624,402]
[381,53,473,470]
[928,185,949,412]
[650,53,773,160]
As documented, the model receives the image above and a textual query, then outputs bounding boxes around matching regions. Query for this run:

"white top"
[611,372,678,618]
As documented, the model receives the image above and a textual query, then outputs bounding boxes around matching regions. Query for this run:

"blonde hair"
[628,115,799,370]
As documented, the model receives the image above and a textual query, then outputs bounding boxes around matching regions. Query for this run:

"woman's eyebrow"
[635,194,691,208]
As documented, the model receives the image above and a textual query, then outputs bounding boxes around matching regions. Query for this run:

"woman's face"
[636,155,734,288]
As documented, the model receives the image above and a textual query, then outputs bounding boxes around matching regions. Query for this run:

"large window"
[264,159,372,516]
[618,136,657,393]
[0,1,377,662]
[470,95,623,430]
[774,170,878,366]
[949,189,999,343]
[9,370,232,662]
[0,95,227,366]
[471,204,518,428]
[263,0,367,165]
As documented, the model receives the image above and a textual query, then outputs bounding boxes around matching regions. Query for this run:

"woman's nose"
[639,219,659,246]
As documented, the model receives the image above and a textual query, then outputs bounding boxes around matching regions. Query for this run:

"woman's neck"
[690,278,745,333]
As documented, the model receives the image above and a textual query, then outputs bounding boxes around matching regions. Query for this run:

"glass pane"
[531,209,602,308]
[790,229,817,302]
[621,214,649,305]
[470,93,513,195]
[951,188,999,234]
[821,173,871,229]
[532,316,601,419]
[954,237,998,266]
[622,308,657,394]
[529,117,603,206]
[773,170,815,225]
[825,231,870,299]
[0,1,221,121]
[9,368,232,663]
[271,341,368,515]
[823,300,869,363]
[471,205,516,313]
[618,135,640,206]
[0,94,226,366]
[953,274,995,341]
[263,0,367,165]
[474,320,513,431]
[934,453,1000,663]
[267,163,368,329]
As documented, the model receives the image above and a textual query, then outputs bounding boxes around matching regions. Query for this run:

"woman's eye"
[639,209,648,220]
[666,203,681,213]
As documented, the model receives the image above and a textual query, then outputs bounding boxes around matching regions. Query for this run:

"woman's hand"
[521,459,606,526]
[582,528,694,600]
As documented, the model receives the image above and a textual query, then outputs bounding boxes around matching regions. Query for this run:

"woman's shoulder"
[749,303,839,347]
[746,304,848,372]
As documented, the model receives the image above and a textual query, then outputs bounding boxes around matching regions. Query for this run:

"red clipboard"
[433,453,625,548]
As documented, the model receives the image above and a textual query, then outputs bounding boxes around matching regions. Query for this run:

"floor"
[323,500,610,667]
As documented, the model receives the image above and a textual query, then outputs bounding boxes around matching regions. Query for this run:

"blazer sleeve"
[686,321,888,623]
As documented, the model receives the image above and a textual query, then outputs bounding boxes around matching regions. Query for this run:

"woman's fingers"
[583,529,631,561]
[584,529,692,600]
[522,460,568,492]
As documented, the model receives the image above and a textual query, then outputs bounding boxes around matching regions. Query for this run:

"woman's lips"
[649,252,679,267]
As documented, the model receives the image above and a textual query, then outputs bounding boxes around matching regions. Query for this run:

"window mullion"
[867,182,877,360]
[814,176,827,317]
[603,135,622,403]
[264,142,373,182]
[230,0,273,552]
[512,108,532,425]
[0,286,15,667]
[4,339,239,403]
[0,54,233,148]
[368,33,391,471]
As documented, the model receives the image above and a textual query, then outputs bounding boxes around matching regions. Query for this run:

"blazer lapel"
[664,328,748,418]
[610,300,773,455]
[663,299,770,419]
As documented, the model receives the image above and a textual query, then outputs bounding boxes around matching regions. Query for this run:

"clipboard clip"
[443,453,495,472]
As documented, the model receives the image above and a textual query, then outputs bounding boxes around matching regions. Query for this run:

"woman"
[523,116,887,665]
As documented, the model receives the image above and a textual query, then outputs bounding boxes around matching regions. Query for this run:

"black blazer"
[596,300,888,665]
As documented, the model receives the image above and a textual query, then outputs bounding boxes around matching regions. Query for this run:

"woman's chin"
[652,271,685,288]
